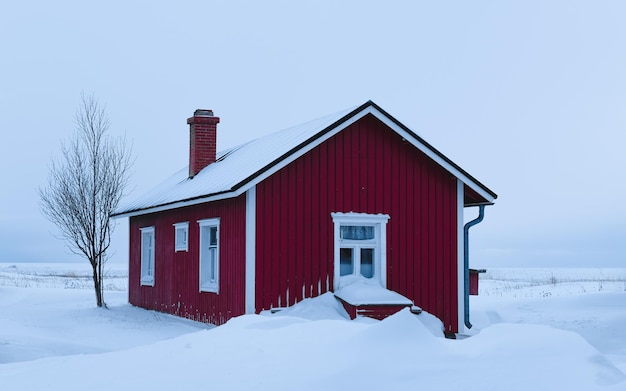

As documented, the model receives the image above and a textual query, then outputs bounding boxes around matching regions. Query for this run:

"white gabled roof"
[114,101,497,218]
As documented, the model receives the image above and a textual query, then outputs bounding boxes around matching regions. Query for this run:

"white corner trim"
[245,186,256,314]
[457,179,466,334]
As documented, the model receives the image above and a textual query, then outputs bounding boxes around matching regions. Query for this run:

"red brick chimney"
[187,109,220,178]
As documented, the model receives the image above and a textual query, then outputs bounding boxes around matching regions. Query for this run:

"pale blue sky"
[1,1,624,267]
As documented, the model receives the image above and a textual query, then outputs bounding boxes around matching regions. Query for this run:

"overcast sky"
[1,1,624,268]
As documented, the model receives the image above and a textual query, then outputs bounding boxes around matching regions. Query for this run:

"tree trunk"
[92,262,103,307]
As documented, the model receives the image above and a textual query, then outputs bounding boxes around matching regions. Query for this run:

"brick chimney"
[187,109,220,178]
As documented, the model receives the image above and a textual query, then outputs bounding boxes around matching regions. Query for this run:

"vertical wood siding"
[255,114,460,332]
[129,195,246,325]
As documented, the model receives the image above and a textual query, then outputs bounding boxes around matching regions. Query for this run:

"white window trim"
[173,222,189,252]
[140,226,155,286]
[331,212,390,290]
[198,218,220,293]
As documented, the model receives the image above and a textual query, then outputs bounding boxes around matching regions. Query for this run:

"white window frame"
[331,212,390,290]
[140,226,155,286]
[173,222,189,252]
[198,218,220,293]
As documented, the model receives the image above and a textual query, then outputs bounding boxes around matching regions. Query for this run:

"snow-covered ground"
[0,263,624,390]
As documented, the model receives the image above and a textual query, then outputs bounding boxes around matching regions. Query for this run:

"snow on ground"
[0,263,625,390]
[473,268,626,377]
[0,263,208,364]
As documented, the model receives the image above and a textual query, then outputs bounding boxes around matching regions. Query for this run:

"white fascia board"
[112,190,244,219]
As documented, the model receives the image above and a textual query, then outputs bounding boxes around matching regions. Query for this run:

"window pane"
[200,226,210,283]
[141,229,155,284]
[200,226,209,249]
[175,228,186,248]
[360,248,374,278]
[199,222,219,292]
[340,225,374,240]
[209,247,216,281]
[339,248,354,276]
[209,227,218,246]
[200,255,209,283]
[147,245,152,275]
[142,232,153,275]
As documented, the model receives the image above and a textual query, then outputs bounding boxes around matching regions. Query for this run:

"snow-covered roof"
[114,101,497,217]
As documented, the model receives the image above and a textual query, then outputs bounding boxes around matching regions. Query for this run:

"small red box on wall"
[469,269,486,295]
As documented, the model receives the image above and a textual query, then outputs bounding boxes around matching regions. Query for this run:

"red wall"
[129,195,246,324]
[255,114,460,332]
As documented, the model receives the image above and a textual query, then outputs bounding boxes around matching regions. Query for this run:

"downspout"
[463,204,485,329]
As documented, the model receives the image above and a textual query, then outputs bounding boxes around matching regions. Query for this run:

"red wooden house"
[113,101,496,335]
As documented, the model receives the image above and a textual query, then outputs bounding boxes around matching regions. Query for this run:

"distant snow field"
[0,262,128,291]
[0,263,624,390]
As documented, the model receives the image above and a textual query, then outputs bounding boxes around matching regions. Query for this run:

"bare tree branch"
[39,93,132,307]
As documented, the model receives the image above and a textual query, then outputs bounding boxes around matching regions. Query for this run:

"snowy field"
[0,263,625,390]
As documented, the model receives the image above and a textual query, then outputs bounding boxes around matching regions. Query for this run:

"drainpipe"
[463,204,485,329]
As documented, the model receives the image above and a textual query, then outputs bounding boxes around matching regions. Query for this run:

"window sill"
[200,284,218,293]
[140,278,155,287]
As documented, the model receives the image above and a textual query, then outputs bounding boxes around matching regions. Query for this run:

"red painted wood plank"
[397,141,408,295]
[428,168,437,314]
[303,152,313,299]
[343,129,352,211]
[323,138,333,293]
[405,147,415,296]
[307,144,322,297]
[334,132,343,214]
[374,121,385,213]
[358,119,368,211]
[365,120,373,212]
[298,156,306,300]
[278,172,289,308]
[257,180,268,311]
[441,172,452,331]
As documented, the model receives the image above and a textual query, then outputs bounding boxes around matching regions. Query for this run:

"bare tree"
[39,94,132,307]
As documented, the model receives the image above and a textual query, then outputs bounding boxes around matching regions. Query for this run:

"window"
[173,222,189,252]
[198,218,220,292]
[140,227,155,286]
[331,213,390,290]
